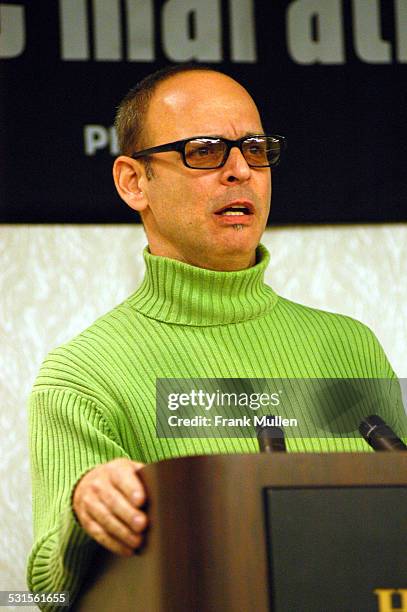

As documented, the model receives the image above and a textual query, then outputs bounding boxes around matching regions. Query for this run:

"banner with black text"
[0,0,406,223]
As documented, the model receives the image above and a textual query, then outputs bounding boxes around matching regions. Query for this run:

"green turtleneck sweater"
[27,245,404,606]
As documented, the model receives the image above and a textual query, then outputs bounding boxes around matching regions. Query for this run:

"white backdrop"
[1,223,406,601]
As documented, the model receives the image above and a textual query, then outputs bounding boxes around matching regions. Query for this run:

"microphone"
[256,419,286,453]
[359,415,407,452]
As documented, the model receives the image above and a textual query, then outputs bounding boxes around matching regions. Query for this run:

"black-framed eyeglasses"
[131,134,286,169]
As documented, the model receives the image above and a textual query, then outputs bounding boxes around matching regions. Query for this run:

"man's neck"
[147,244,257,271]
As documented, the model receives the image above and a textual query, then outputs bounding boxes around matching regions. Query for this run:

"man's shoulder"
[276,294,373,333]
[32,296,144,395]
[57,295,141,350]
[275,295,389,359]
[271,296,395,377]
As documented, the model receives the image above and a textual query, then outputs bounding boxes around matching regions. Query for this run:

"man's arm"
[27,387,147,608]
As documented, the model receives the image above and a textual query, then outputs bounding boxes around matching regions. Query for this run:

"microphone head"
[256,423,286,453]
[358,414,386,439]
[359,414,407,451]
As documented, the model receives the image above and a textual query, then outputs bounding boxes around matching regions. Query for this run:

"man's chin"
[220,226,260,249]
[203,232,260,270]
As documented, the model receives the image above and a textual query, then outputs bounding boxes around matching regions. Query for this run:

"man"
[27,65,405,606]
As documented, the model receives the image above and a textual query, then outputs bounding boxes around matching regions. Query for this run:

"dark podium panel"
[267,487,407,612]
[75,453,407,612]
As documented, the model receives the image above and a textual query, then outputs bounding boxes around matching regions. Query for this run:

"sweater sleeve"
[27,388,129,610]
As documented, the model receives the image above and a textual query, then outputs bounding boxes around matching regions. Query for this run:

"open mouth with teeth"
[215,204,253,216]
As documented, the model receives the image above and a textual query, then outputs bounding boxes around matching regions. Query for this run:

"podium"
[75,453,407,612]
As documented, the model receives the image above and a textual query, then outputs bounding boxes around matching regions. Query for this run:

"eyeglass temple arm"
[131,141,185,159]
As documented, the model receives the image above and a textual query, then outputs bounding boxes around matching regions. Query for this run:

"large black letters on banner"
[0,0,406,223]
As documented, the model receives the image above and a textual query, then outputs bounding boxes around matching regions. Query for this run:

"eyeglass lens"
[184,137,280,168]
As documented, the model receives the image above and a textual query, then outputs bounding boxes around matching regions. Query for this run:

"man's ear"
[113,156,149,212]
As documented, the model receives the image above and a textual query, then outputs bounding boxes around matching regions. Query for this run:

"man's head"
[113,65,274,271]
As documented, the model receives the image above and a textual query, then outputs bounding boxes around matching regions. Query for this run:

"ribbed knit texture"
[27,244,405,609]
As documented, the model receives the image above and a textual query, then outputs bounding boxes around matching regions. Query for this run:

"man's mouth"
[214,202,254,216]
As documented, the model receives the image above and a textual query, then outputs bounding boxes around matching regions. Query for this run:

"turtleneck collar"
[129,244,278,327]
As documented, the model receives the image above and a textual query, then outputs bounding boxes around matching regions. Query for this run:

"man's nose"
[220,146,251,184]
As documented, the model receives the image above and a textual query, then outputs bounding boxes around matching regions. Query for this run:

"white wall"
[1,223,406,598]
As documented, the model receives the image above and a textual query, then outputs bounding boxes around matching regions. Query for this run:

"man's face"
[137,71,271,271]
